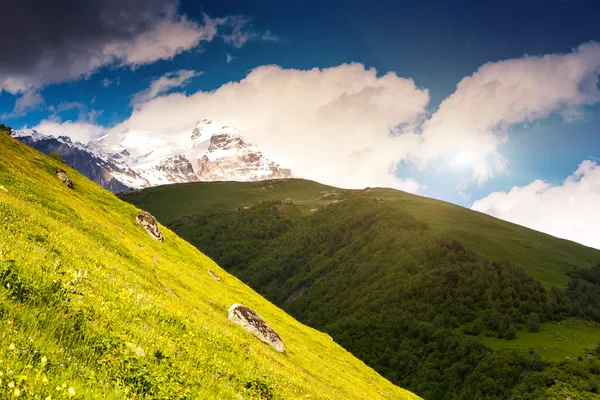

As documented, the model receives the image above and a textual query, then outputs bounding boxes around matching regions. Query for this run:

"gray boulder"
[228,304,285,353]
[135,211,163,242]
[56,168,74,189]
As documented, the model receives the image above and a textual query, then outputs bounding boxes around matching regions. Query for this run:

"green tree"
[527,312,541,332]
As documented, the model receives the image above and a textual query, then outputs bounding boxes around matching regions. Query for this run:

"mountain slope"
[0,134,417,399]
[121,179,600,400]
[120,179,600,289]
[13,120,292,193]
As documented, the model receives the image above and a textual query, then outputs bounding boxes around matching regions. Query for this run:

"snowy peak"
[197,131,291,182]
[191,119,239,146]
[208,133,248,152]
[14,119,293,193]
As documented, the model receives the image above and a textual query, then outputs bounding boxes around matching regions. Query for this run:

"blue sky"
[1,0,600,247]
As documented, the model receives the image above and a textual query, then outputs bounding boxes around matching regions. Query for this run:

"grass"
[480,318,600,362]
[122,180,600,289]
[0,134,418,399]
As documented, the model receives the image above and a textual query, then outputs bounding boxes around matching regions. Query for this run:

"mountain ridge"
[13,120,292,193]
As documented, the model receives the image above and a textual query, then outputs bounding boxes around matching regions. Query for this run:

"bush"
[0,123,12,135]
[527,312,541,333]
[49,151,67,164]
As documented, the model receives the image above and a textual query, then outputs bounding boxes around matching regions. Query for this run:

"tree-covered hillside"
[123,180,600,400]
[0,132,418,399]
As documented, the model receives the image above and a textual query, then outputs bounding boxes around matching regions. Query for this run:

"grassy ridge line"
[122,180,600,289]
[0,134,418,399]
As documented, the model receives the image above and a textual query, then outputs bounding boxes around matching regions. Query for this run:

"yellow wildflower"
[41,356,47,364]
[8,381,15,388]
[8,343,15,351]
[42,375,49,384]
[67,387,76,396]
[13,388,20,397]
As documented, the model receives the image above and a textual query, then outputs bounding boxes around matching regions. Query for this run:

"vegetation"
[0,124,12,135]
[49,151,67,164]
[121,179,599,289]
[0,133,418,399]
[122,181,600,400]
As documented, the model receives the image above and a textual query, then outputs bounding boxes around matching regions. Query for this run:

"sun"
[453,151,475,165]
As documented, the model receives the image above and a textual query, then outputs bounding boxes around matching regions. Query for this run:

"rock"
[228,304,285,353]
[56,168,74,189]
[135,211,163,242]
[208,270,221,281]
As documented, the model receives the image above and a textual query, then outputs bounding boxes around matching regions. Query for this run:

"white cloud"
[217,16,279,48]
[14,90,44,112]
[30,120,106,143]
[0,90,44,119]
[226,54,235,64]
[471,160,600,249]
[109,63,429,189]
[414,42,600,181]
[26,43,600,194]
[132,70,201,105]
[102,13,219,67]
[102,79,112,87]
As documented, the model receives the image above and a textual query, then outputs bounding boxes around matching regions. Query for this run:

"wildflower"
[8,343,15,351]
[41,356,47,364]
[13,388,20,397]
[46,397,52,400]
[42,375,49,384]
[8,381,15,388]
[67,387,76,396]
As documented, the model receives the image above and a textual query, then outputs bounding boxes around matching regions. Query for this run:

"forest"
[170,194,600,400]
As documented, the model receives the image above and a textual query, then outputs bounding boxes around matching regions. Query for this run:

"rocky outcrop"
[228,304,285,353]
[135,211,163,242]
[208,270,221,281]
[197,133,292,182]
[56,168,74,189]
[153,155,199,184]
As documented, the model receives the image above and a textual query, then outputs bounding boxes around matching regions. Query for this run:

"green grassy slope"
[122,179,600,400]
[121,179,600,289]
[0,134,418,399]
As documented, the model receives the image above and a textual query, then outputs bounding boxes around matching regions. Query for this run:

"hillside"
[120,179,600,290]
[122,179,600,400]
[0,133,419,398]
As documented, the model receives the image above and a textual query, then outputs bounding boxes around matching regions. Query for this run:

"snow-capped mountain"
[13,120,292,193]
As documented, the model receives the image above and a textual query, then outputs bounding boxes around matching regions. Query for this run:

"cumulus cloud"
[110,63,429,190]
[30,120,107,144]
[415,42,600,182]
[132,70,202,105]
[25,43,600,193]
[471,160,600,249]
[0,0,276,101]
